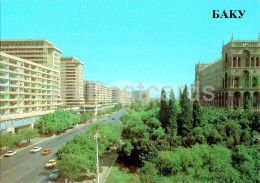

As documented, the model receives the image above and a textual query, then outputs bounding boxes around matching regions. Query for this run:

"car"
[45,159,57,169]
[4,150,16,157]
[49,169,61,180]
[41,149,52,155]
[112,117,115,120]
[103,118,107,121]
[30,146,42,153]
[89,118,94,122]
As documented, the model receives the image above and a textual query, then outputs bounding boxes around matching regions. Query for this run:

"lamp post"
[89,124,105,183]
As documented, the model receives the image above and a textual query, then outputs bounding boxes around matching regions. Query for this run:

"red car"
[89,118,94,123]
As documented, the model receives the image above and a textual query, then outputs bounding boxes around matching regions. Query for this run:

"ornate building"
[194,34,260,111]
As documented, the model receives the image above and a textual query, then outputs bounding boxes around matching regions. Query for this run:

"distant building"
[131,90,150,104]
[60,57,84,107]
[112,88,131,104]
[84,81,112,104]
[194,34,260,111]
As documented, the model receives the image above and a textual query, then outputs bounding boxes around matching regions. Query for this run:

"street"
[0,111,126,183]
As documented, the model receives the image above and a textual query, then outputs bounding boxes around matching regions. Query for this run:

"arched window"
[243,92,250,106]
[238,57,241,67]
[242,70,249,87]
[233,57,236,67]
[253,92,259,107]
[233,92,240,107]
[256,57,259,67]
[234,77,239,87]
[252,77,257,87]
[251,57,255,67]
[225,72,228,88]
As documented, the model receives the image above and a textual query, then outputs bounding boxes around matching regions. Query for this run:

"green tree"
[167,89,178,133]
[243,96,250,112]
[159,88,168,129]
[178,85,193,136]
[18,128,39,143]
[193,100,202,128]
[138,161,159,183]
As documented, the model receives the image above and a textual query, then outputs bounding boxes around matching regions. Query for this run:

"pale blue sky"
[1,0,260,97]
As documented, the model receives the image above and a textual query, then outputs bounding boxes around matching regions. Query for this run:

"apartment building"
[0,39,62,70]
[84,81,112,104]
[112,88,131,104]
[194,34,260,111]
[0,52,60,133]
[60,57,84,107]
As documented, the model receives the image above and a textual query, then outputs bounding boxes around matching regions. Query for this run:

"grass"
[105,165,140,183]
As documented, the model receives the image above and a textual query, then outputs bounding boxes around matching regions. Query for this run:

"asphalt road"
[0,110,126,183]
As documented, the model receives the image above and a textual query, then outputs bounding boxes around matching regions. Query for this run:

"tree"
[138,161,159,183]
[80,112,92,122]
[243,96,250,112]
[159,88,168,129]
[18,128,39,143]
[167,89,178,133]
[178,85,193,136]
[193,100,202,128]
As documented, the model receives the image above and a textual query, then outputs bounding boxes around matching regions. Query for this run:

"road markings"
[11,160,46,183]
[0,162,25,176]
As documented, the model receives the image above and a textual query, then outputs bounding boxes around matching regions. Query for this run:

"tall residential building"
[194,34,260,111]
[0,39,62,70]
[84,81,112,104]
[60,57,84,107]
[0,39,62,103]
[0,52,61,133]
[112,88,131,104]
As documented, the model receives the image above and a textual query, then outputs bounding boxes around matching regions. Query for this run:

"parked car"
[48,169,61,180]
[103,118,107,121]
[89,118,94,122]
[41,149,52,155]
[45,159,57,169]
[30,146,42,153]
[112,117,115,120]
[4,150,16,157]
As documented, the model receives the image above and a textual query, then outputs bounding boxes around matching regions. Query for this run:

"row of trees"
[97,103,124,117]
[118,86,260,182]
[0,128,39,150]
[36,109,81,135]
[55,121,123,181]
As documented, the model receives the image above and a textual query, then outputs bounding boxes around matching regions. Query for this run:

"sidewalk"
[79,150,119,183]
[0,121,91,159]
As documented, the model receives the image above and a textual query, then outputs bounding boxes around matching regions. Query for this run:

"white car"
[30,146,42,153]
[4,150,16,157]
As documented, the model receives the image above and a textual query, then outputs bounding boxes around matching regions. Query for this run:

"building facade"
[84,81,112,104]
[112,88,131,104]
[0,39,62,70]
[194,35,260,111]
[60,57,84,107]
[0,52,61,133]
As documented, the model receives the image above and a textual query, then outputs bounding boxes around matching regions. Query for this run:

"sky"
[1,0,260,97]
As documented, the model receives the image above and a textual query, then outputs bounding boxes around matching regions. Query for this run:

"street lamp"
[88,124,105,183]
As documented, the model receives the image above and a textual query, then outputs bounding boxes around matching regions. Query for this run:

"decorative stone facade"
[194,34,260,111]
